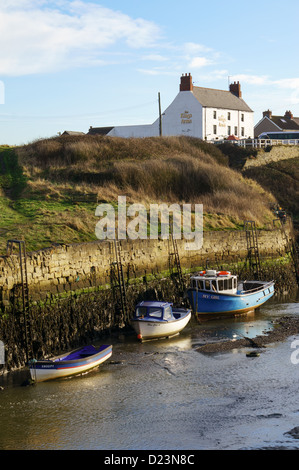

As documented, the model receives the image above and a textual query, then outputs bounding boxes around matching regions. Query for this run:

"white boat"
[131,301,192,341]
[29,344,112,382]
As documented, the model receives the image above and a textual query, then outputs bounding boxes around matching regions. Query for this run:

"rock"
[284,427,299,439]
[21,378,36,387]
[246,351,260,357]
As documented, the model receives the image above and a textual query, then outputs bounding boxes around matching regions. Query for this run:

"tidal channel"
[1,293,299,450]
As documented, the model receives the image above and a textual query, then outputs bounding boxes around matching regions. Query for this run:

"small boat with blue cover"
[187,269,274,317]
[29,344,112,382]
[131,301,192,341]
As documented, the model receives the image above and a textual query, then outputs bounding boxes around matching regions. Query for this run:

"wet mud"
[0,298,299,450]
[197,315,299,354]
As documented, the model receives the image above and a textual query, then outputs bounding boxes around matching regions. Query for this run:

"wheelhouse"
[190,270,238,294]
[134,301,173,321]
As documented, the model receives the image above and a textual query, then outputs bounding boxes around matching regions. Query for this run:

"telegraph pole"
[158,92,162,136]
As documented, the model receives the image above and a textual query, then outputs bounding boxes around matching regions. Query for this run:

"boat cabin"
[134,301,175,321]
[190,270,238,294]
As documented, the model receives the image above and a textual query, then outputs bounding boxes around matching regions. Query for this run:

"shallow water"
[1,294,299,450]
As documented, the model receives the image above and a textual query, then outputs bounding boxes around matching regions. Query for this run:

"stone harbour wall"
[0,225,296,373]
[0,226,290,308]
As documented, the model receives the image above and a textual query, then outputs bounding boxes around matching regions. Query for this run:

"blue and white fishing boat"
[131,301,192,341]
[29,344,112,382]
[187,270,274,317]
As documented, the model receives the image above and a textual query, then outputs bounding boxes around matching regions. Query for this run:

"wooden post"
[158,92,162,137]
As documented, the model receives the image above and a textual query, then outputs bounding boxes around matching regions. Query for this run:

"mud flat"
[197,315,299,354]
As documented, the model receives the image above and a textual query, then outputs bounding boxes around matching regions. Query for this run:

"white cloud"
[189,57,212,68]
[183,42,213,55]
[137,68,176,76]
[0,0,161,76]
[230,74,299,104]
[273,78,299,105]
[137,41,216,77]
[230,74,270,85]
[273,78,299,89]
[180,42,221,71]
[229,74,299,91]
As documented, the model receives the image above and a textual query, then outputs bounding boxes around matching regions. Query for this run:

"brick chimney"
[229,81,242,98]
[180,73,193,92]
[263,109,272,119]
[284,110,294,119]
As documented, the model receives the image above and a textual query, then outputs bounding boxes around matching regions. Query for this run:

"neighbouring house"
[88,73,254,141]
[88,127,114,136]
[254,110,299,137]
[60,131,86,136]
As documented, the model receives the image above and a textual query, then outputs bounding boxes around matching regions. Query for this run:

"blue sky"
[1,0,299,145]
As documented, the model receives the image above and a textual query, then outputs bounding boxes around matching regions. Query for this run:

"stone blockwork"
[0,226,289,308]
[0,226,295,372]
[244,145,299,169]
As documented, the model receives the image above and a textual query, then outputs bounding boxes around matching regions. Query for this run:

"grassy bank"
[243,156,299,229]
[0,136,278,252]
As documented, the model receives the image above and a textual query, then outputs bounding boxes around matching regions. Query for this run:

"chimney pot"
[263,109,272,119]
[229,81,242,98]
[180,73,193,92]
[284,110,294,119]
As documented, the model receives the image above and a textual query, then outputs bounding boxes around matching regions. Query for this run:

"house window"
[241,113,244,122]
[213,125,217,134]
[213,110,217,119]
[228,126,231,135]
[227,112,231,120]
[234,126,238,135]
[241,127,245,137]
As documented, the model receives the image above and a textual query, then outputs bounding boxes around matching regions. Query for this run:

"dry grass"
[243,156,299,228]
[15,135,276,230]
[17,134,227,168]
[94,154,275,225]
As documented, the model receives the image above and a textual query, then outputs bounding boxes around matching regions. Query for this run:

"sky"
[1,0,299,145]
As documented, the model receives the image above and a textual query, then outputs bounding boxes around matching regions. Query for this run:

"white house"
[88,73,254,141]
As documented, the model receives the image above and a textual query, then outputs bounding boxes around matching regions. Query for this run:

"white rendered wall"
[106,91,254,140]
[153,91,203,138]
[108,123,158,138]
[108,91,203,139]
[204,107,254,141]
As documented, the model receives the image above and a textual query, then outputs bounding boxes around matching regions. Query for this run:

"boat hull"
[187,282,275,316]
[29,345,112,382]
[131,309,192,341]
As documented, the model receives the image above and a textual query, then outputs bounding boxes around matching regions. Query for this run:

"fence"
[218,138,299,148]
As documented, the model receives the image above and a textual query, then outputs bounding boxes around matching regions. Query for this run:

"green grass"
[0,136,286,253]
[0,147,27,198]
[0,193,98,253]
